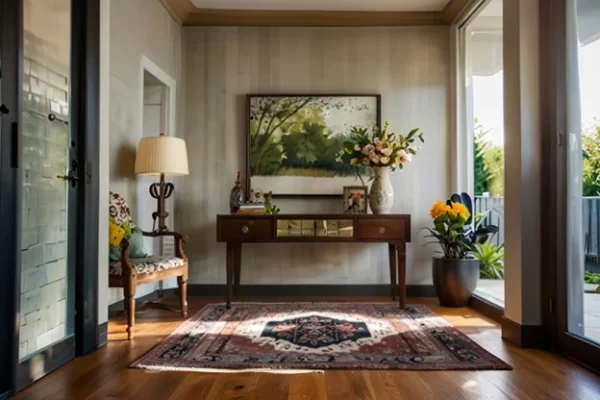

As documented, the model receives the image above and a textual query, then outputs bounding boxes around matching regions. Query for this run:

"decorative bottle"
[229,171,244,213]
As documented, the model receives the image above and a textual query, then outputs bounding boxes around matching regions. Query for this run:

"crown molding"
[185,9,446,27]
[161,0,195,24]
[162,0,468,27]
[443,0,472,24]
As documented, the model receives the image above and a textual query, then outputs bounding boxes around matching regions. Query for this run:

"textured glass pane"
[19,0,71,361]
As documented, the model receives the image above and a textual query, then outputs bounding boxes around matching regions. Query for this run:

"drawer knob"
[378,226,386,234]
[241,225,250,234]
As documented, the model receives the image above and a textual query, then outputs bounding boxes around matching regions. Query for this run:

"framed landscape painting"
[247,94,381,197]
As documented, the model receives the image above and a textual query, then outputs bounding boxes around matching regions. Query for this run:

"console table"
[217,214,411,309]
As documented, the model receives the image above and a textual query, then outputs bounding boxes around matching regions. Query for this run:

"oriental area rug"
[131,302,511,372]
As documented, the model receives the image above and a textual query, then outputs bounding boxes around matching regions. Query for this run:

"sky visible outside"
[471,37,600,147]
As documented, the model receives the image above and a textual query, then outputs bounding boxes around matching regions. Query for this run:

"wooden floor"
[11,296,600,400]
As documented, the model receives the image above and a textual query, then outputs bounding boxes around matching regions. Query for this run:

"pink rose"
[369,152,380,164]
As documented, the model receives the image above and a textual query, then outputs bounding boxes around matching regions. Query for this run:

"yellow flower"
[109,219,126,247]
[429,201,448,219]
[447,202,470,220]
[344,147,352,154]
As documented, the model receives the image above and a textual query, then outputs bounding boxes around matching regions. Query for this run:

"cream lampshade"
[135,134,189,176]
[135,133,189,232]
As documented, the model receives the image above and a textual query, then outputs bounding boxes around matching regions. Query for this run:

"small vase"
[368,166,394,214]
[229,171,244,213]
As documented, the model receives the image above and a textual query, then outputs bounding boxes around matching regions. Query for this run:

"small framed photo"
[343,186,368,214]
[249,188,265,203]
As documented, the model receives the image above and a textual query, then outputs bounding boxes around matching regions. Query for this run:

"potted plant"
[425,192,498,306]
[338,121,424,214]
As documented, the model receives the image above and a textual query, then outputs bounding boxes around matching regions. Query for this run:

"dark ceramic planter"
[432,257,479,307]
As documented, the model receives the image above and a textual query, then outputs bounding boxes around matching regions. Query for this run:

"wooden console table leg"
[396,241,407,309]
[388,243,397,301]
[226,242,234,309]
[234,243,241,301]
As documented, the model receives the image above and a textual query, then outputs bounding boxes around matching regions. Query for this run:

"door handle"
[56,175,78,181]
[57,173,79,187]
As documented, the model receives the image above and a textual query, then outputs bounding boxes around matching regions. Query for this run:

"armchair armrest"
[141,230,188,260]
[142,230,188,242]
[119,237,136,277]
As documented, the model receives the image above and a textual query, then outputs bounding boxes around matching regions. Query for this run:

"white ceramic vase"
[368,166,394,214]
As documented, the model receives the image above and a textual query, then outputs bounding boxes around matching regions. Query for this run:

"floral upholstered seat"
[109,255,185,275]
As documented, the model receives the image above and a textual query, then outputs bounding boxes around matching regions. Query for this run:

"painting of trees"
[248,95,379,196]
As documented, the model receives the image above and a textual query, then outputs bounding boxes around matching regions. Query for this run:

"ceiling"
[190,0,451,12]
[163,0,468,26]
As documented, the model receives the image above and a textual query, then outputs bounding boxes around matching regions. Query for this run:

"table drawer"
[219,219,272,241]
[357,218,407,240]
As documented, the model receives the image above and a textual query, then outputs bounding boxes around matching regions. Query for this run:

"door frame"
[0,0,23,397]
[0,0,100,394]
[540,0,600,372]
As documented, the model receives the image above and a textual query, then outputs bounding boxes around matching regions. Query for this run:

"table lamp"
[135,133,189,232]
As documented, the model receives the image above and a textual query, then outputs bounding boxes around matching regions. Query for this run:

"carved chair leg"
[178,275,188,318]
[124,280,136,340]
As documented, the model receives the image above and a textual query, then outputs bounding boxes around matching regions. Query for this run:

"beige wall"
[179,27,450,285]
[106,0,183,306]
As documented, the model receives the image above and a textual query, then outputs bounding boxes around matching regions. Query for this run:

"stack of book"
[236,203,265,215]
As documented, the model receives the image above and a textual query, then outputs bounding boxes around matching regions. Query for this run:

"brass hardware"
[378,226,386,234]
[56,174,78,182]
[241,225,250,234]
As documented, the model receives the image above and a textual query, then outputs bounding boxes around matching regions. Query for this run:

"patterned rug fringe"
[135,365,323,374]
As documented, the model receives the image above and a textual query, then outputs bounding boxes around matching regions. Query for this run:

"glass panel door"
[463,0,505,308]
[17,0,75,387]
[561,0,600,367]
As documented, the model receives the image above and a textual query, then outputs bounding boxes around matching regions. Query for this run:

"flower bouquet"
[337,121,424,214]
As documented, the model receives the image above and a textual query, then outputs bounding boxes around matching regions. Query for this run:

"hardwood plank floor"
[11,297,600,400]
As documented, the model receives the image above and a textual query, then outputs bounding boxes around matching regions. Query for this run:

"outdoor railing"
[475,196,600,259]
[473,196,505,246]
[584,197,600,258]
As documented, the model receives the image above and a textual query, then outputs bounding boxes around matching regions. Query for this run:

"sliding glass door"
[551,0,600,369]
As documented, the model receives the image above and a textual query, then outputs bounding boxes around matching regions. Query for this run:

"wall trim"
[501,317,548,349]
[162,0,471,26]
[97,322,108,349]
[187,284,436,298]
[139,55,177,138]
[108,289,177,313]
[469,295,504,323]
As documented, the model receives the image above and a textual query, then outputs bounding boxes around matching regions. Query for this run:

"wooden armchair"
[108,192,188,339]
